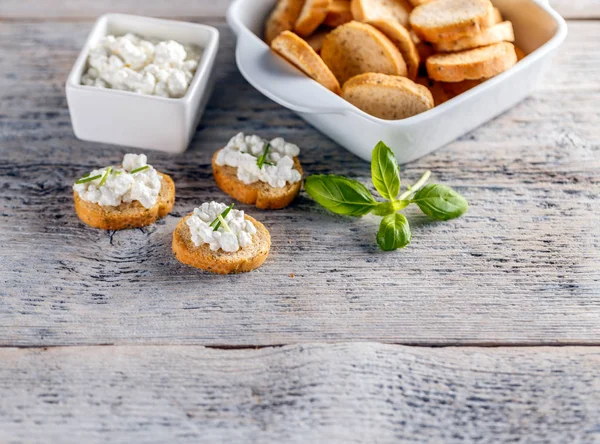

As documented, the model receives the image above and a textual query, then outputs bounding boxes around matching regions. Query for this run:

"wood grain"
[0,20,599,347]
[1,343,599,443]
[0,0,598,19]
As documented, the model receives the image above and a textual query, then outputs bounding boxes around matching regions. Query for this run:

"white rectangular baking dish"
[66,14,219,153]
[227,0,567,163]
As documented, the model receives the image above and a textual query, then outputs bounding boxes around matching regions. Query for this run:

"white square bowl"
[227,0,568,163]
[66,14,219,153]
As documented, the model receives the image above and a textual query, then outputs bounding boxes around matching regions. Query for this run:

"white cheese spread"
[73,154,161,209]
[81,33,202,98]
[186,202,257,253]
[215,133,302,188]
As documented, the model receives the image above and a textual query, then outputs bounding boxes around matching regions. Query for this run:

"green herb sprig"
[210,203,234,232]
[130,165,149,174]
[304,141,469,251]
[75,174,102,184]
[256,143,275,169]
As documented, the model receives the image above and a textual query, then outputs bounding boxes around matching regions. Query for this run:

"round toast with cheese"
[74,172,175,230]
[212,150,303,210]
[271,30,341,94]
[173,213,270,274]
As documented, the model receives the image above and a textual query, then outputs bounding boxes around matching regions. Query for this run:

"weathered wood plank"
[0,21,599,346]
[0,343,599,443]
[0,0,597,19]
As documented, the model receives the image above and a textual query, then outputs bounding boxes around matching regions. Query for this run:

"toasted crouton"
[173,213,270,274]
[264,0,305,45]
[427,41,517,82]
[434,21,514,52]
[324,0,353,27]
[212,150,303,210]
[351,0,413,27]
[409,0,493,43]
[342,72,434,119]
[368,18,420,80]
[488,6,503,26]
[304,27,331,52]
[295,0,332,37]
[74,173,175,230]
[321,21,407,84]
[271,31,341,94]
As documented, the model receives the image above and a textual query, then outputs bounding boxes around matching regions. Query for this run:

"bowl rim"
[227,0,568,126]
[65,13,220,104]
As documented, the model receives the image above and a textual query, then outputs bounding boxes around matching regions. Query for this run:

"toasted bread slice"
[408,0,432,5]
[324,0,353,27]
[409,0,493,43]
[351,0,413,27]
[434,21,514,52]
[304,27,330,52]
[271,31,341,94]
[173,213,270,274]
[295,0,332,37]
[416,76,452,105]
[488,6,502,26]
[515,45,526,61]
[368,19,420,80]
[342,72,434,119]
[74,173,175,230]
[439,78,485,97]
[321,21,407,84]
[212,150,303,210]
[264,0,305,45]
[426,41,517,82]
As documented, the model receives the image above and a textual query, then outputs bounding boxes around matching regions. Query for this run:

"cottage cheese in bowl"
[81,33,202,98]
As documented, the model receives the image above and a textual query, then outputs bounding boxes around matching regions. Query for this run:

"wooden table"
[1,1,599,442]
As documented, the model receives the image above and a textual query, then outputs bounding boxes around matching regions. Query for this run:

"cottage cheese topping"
[186,202,257,253]
[81,33,202,98]
[215,133,302,188]
[73,154,161,209]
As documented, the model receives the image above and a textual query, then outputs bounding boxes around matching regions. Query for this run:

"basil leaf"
[371,141,400,200]
[371,200,410,216]
[305,175,377,216]
[412,184,469,221]
[376,213,411,251]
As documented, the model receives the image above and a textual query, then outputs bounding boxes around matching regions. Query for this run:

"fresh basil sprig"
[304,141,469,251]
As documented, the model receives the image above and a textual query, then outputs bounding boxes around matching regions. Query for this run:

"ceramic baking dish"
[66,14,219,153]
[227,0,567,163]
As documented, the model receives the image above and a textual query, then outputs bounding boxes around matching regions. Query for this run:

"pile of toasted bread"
[266,0,522,120]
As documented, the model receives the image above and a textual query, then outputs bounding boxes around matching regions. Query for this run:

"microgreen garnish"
[75,174,102,184]
[113,170,123,176]
[256,142,272,169]
[130,165,149,174]
[217,215,231,233]
[304,141,468,251]
[210,203,234,231]
[99,166,112,187]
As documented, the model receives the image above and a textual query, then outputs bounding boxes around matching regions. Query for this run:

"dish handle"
[233,29,351,115]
